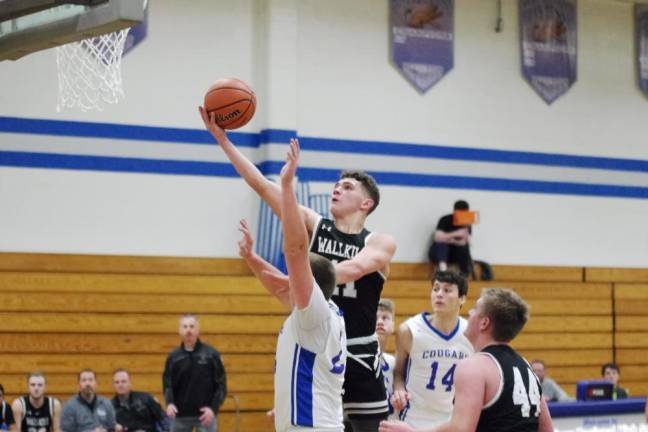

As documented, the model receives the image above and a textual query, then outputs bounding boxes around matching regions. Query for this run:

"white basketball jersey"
[274,284,347,432]
[380,352,399,420]
[400,314,473,428]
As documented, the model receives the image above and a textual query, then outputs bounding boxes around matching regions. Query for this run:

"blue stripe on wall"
[2,151,648,199]
[3,116,648,173]
[298,136,648,173]
[0,151,242,177]
[0,116,263,147]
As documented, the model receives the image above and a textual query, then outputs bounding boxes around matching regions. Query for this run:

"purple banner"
[519,0,577,104]
[637,5,648,95]
[390,0,454,93]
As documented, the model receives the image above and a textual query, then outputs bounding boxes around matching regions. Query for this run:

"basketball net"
[55,28,130,112]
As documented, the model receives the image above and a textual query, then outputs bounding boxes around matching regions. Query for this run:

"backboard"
[0,0,146,61]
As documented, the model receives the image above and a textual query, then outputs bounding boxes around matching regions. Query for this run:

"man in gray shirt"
[531,359,573,402]
[61,369,116,432]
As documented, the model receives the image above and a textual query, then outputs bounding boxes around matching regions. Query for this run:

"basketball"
[204,78,256,130]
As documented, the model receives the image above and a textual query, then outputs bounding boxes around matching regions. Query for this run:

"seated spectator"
[601,362,629,400]
[0,384,16,431]
[61,369,116,432]
[112,368,169,432]
[531,359,573,402]
[11,372,62,432]
[428,200,473,276]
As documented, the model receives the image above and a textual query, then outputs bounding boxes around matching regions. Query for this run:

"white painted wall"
[1,0,647,266]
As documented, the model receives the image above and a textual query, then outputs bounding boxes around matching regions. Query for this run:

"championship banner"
[390,0,454,93]
[637,4,648,94]
[519,0,577,104]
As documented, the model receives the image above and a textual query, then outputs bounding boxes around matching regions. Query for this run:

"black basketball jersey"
[476,345,542,432]
[309,217,385,339]
[19,396,54,432]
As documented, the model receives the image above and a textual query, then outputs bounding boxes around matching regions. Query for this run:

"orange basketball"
[204,78,256,130]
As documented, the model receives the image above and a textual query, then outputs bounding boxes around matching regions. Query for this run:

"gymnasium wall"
[1,0,647,266]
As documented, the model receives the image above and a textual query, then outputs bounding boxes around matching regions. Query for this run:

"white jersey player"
[238,139,346,431]
[391,271,474,428]
[274,284,346,431]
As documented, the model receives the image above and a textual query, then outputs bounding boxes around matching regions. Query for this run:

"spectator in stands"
[112,368,169,432]
[0,384,16,431]
[163,314,227,432]
[428,200,473,276]
[530,359,573,402]
[376,298,397,420]
[61,369,116,432]
[601,362,629,400]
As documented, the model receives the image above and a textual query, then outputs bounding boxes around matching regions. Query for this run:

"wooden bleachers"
[383,277,614,397]
[0,253,646,431]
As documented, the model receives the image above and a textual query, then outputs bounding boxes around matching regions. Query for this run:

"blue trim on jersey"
[420,313,460,341]
[401,355,412,421]
[293,345,316,427]
[290,344,299,424]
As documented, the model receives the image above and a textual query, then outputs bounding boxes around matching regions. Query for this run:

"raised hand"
[238,219,254,258]
[198,106,227,143]
[280,138,300,186]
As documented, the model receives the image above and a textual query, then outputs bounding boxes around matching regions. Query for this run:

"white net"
[55,28,130,111]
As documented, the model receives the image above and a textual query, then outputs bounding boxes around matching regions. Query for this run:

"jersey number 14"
[426,362,456,392]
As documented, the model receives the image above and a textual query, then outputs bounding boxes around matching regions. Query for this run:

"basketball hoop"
[55,28,130,112]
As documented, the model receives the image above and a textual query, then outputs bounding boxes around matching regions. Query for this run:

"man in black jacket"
[163,314,227,432]
[112,368,168,432]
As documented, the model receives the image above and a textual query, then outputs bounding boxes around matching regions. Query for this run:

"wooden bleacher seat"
[0,252,645,430]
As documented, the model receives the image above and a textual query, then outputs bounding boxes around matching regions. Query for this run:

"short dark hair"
[112,368,130,378]
[340,170,380,215]
[0,384,4,395]
[433,270,468,297]
[454,200,469,210]
[601,362,620,376]
[309,253,336,300]
[78,368,96,381]
[480,288,529,342]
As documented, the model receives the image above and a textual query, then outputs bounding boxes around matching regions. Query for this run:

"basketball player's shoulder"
[366,230,397,251]
[400,314,418,333]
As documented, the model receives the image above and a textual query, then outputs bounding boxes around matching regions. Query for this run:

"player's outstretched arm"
[391,322,413,412]
[199,107,319,230]
[380,357,485,432]
[334,232,396,284]
[280,139,313,309]
[238,219,291,308]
